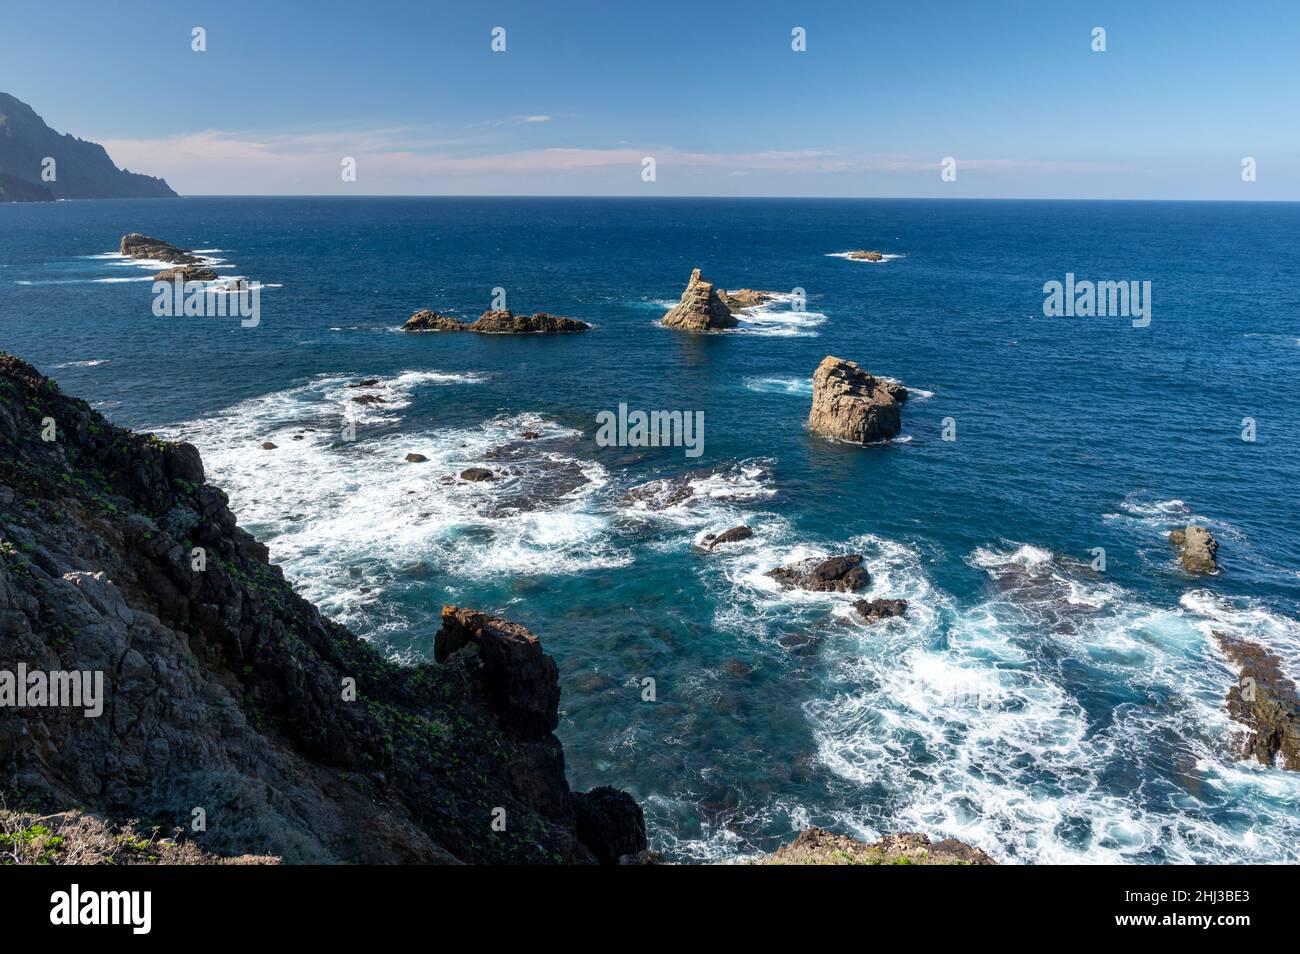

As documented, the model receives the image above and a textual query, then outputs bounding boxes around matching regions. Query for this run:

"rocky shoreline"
[0,352,1003,864]
[0,353,640,863]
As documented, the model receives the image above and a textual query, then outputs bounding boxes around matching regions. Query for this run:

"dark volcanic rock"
[661,268,739,331]
[119,233,202,265]
[854,598,908,623]
[700,525,754,550]
[0,352,641,864]
[348,378,380,388]
[153,265,219,283]
[573,786,648,865]
[434,606,560,738]
[808,355,902,444]
[351,394,386,405]
[470,310,590,333]
[719,288,778,310]
[405,453,428,463]
[460,467,495,482]
[769,554,868,592]
[402,310,466,332]
[403,309,589,334]
[1170,525,1219,574]
[624,462,768,512]
[1215,631,1300,771]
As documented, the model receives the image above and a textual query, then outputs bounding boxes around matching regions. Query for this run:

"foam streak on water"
[157,372,629,637]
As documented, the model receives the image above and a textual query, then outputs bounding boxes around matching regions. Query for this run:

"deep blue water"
[3,196,1299,862]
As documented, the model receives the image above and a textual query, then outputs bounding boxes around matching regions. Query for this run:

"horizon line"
[76,194,1300,204]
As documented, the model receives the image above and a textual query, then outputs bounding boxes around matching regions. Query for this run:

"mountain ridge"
[0,92,176,200]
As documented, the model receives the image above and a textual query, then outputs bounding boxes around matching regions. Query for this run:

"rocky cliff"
[0,171,52,202]
[0,93,176,200]
[0,353,641,863]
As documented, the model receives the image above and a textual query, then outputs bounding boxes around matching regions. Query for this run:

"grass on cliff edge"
[0,801,277,865]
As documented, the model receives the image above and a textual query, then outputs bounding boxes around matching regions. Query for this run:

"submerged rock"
[351,394,386,405]
[1170,525,1218,574]
[854,598,908,623]
[769,554,868,592]
[1215,631,1300,771]
[661,268,739,331]
[808,355,902,444]
[260,441,276,450]
[760,828,994,865]
[700,525,754,550]
[348,378,380,388]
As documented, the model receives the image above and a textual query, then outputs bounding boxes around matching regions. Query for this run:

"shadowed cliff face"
[0,353,641,863]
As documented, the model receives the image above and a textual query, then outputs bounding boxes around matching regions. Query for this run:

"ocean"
[2,196,1298,863]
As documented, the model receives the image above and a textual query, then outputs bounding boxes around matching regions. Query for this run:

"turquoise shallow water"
[3,196,1298,862]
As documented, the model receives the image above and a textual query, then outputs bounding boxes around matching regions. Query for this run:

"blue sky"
[4,0,1297,197]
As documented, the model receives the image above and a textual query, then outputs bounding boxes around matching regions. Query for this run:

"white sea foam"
[155,372,628,633]
[732,296,827,337]
[798,541,1300,863]
[743,376,813,396]
[51,359,109,368]
[668,538,1300,864]
[826,251,906,263]
[880,375,935,400]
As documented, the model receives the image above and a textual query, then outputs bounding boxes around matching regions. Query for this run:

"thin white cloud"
[95,126,1113,194]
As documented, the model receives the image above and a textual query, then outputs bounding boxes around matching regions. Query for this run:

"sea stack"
[662,269,738,331]
[807,356,902,444]
[1170,525,1219,574]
